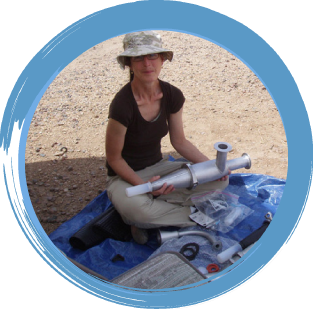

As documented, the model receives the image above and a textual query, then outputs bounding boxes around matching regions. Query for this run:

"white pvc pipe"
[216,243,243,263]
[125,183,152,197]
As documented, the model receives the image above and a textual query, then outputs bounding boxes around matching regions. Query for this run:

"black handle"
[239,221,270,250]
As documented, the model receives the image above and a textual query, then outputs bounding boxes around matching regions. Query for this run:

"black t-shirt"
[106,80,185,176]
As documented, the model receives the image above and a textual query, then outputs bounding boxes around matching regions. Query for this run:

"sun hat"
[117,31,174,69]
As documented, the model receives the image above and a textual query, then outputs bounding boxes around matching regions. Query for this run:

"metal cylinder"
[214,142,232,172]
[150,168,193,191]
[226,153,251,170]
[125,142,252,197]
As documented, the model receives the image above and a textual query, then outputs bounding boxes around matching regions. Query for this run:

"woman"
[105,31,229,244]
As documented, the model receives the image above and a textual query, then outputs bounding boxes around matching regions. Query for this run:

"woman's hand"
[148,176,175,196]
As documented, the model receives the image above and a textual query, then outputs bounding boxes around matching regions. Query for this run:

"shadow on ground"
[25,151,180,235]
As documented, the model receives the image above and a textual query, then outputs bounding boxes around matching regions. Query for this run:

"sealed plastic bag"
[191,190,233,215]
[190,190,254,233]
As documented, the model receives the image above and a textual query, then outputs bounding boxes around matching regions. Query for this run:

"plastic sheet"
[49,173,285,280]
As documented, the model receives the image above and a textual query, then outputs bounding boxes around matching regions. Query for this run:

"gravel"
[25,31,287,235]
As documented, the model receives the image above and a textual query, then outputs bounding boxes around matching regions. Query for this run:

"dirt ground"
[25,31,288,235]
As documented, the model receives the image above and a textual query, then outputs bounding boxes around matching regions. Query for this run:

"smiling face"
[130,53,164,84]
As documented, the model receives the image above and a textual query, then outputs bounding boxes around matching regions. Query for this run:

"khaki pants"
[106,158,229,229]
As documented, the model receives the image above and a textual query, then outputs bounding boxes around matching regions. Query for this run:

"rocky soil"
[25,31,288,235]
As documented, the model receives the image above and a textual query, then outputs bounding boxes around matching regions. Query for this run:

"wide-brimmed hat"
[117,31,174,69]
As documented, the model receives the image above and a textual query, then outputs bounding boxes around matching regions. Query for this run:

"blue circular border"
[1,1,312,307]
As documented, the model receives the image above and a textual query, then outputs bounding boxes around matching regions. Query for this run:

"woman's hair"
[123,57,133,81]
[129,68,134,81]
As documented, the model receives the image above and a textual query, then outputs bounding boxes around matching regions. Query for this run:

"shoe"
[131,226,149,245]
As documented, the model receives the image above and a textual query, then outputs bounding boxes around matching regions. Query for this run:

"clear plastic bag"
[190,190,254,233]
[191,190,233,215]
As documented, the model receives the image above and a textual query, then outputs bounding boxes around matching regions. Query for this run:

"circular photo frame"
[1,1,312,308]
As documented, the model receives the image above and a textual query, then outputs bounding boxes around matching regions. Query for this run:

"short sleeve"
[108,84,133,128]
[169,84,185,114]
[158,80,185,119]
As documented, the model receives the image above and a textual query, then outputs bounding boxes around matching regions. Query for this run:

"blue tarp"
[49,173,285,280]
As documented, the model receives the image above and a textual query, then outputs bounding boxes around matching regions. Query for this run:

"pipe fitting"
[125,142,251,197]
[214,142,232,172]
[157,229,222,251]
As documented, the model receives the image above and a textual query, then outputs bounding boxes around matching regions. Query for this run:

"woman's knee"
[112,192,155,224]
[127,201,157,225]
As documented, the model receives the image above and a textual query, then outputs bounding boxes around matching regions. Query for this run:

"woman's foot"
[131,226,149,244]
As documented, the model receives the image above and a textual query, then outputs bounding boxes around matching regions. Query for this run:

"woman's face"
[130,53,164,84]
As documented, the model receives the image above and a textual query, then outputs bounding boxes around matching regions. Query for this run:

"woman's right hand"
[148,176,175,196]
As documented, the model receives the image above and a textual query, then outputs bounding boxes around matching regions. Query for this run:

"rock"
[47,196,55,202]
[46,216,58,223]
[48,207,57,214]
[50,187,60,192]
